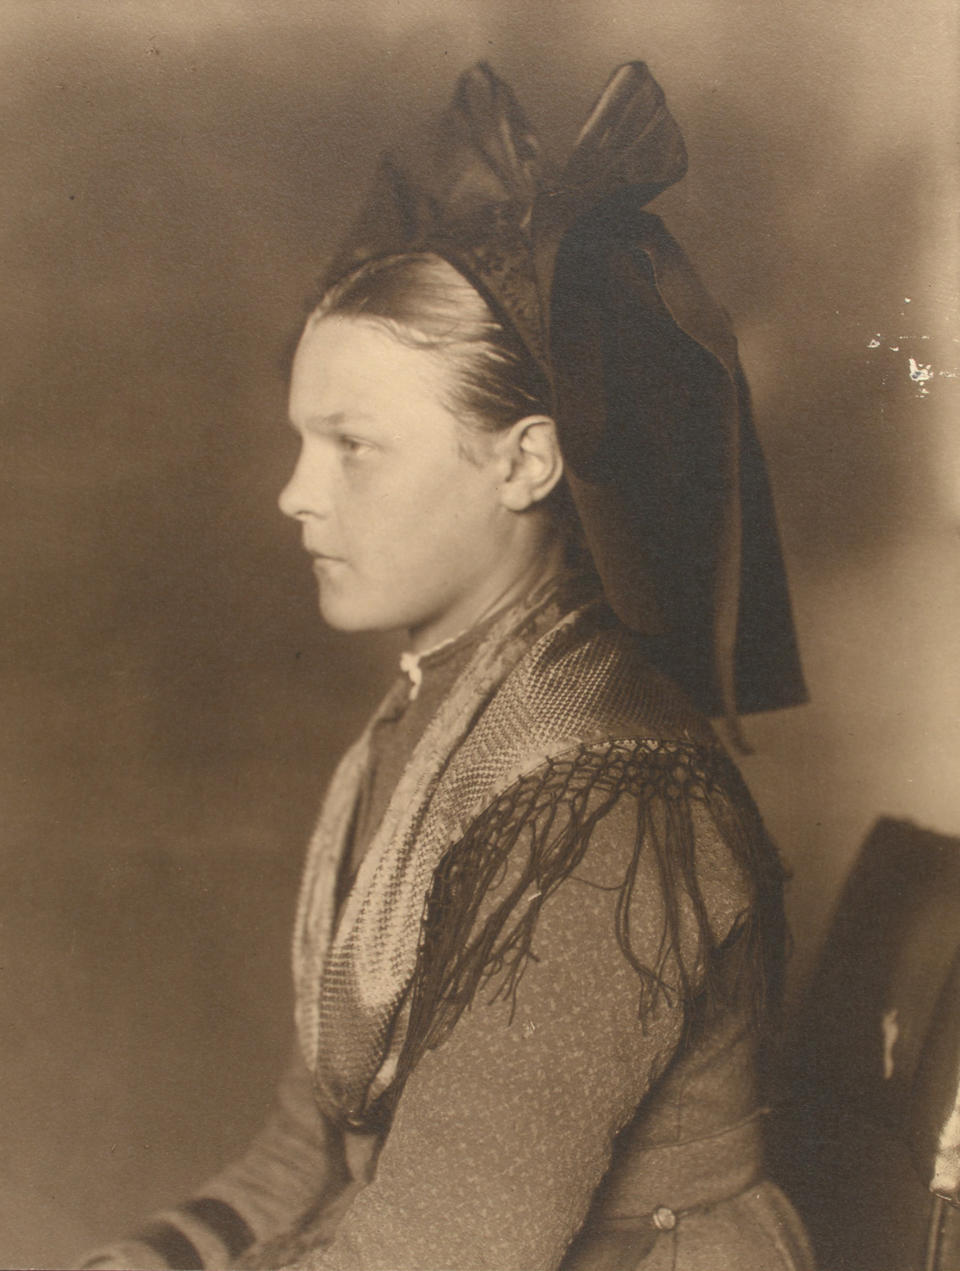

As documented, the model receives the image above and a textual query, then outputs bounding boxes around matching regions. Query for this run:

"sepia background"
[2,1,958,1265]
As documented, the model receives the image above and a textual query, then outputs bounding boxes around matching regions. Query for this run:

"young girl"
[82,62,813,1271]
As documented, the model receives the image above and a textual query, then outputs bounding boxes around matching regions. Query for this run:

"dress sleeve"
[281,781,756,1271]
[79,1045,350,1270]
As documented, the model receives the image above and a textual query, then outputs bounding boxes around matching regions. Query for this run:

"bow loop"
[438,62,550,216]
[562,62,687,205]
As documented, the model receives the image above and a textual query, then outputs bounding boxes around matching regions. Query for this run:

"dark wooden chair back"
[773,818,960,1270]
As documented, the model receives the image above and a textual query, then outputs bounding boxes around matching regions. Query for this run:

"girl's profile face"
[281,315,526,650]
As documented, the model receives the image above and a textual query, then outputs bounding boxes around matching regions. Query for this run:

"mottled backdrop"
[2,2,957,1265]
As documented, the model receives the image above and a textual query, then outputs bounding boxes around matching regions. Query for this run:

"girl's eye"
[338,435,372,458]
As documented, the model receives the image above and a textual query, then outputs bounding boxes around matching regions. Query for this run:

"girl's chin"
[316,590,464,647]
[316,591,412,637]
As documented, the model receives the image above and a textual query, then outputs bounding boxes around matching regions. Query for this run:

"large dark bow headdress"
[323,62,806,725]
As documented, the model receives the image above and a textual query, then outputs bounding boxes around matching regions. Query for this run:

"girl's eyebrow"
[287,410,374,433]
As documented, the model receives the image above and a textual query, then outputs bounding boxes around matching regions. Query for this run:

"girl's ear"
[494,415,564,511]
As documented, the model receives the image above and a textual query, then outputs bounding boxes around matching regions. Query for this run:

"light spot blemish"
[868,336,881,349]
[909,358,934,386]
[882,1007,899,1079]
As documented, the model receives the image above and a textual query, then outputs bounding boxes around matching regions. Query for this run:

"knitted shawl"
[292,576,784,1133]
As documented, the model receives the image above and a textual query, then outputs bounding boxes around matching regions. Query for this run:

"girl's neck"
[405,534,566,658]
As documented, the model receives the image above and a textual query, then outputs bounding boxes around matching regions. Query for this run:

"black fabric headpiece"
[322,62,806,724]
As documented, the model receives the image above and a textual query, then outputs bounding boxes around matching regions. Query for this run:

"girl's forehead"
[293,317,446,406]
[288,316,467,450]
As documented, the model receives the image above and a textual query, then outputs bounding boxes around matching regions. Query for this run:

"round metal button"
[652,1205,677,1232]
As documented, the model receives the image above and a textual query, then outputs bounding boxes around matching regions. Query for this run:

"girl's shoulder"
[507,601,717,747]
[453,603,723,817]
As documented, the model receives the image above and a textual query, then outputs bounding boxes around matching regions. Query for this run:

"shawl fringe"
[376,738,785,1127]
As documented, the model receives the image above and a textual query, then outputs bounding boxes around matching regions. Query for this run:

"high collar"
[398,620,491,702]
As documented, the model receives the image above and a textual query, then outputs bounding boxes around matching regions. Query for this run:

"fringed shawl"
[293,578,785,1132]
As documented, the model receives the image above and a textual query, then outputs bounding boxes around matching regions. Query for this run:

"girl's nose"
[278,468,303,520]
[278,448,325,522]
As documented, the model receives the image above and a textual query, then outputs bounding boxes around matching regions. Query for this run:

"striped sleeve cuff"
[180,1198,255,1260]
[80,1197,255,1270]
